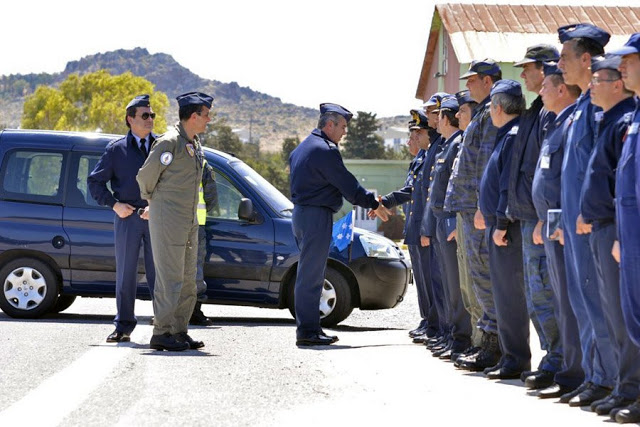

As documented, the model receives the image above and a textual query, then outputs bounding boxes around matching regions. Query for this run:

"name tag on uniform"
[508,125,519,135]
[540,154,550,169]
[573,110,582,121]
[630,123,639,135]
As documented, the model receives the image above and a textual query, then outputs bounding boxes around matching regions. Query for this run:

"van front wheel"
[0,258,59,318]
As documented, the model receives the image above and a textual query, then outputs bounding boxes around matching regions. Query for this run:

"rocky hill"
[0,48,321,151]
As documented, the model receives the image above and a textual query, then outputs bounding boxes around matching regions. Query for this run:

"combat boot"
[459,333,501,372]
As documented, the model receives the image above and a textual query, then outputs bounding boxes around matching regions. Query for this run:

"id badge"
[540,154,550,169]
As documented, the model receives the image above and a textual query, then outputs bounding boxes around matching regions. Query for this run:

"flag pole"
[347,208,355,263]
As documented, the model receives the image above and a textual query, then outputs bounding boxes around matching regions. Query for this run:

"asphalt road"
[0,283,620,426]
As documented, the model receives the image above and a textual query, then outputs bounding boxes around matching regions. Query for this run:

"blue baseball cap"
[591,55,622,73]
[422,92,450,108]
[557,23,610,47]
[176,92,214,109]
[455,90,475,106]
[320,103,353,122]
[409,109,429,130]
[126,94,150,110]
[514,44,560,66]
[542,61,563,77]
[434,96,459,113]
[490,79,522,97]
[460,59,501,79]
[609,33,640,56]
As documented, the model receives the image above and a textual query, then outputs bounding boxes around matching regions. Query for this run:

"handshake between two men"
[367,196,393,222]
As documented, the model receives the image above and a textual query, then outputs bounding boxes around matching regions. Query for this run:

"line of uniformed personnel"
[372,25,640,424]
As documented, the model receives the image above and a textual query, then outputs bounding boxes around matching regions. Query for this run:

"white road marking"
[0,326,152,426]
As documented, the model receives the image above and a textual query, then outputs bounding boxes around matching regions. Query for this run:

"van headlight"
[359,234,401,259]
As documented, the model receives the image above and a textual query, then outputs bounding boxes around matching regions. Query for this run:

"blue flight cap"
[542,61,563,77]
[126,94,150,110]
[609,33,640,56]
[434,96,459,113]
[591,55,622,73]
[409,109,429,130]
[514,44,560,66]
[557,23,610,47]
[423,92,450,108]
[455,90,474,106]
[460,59,501,79]
[490,79,523,97]
[320,103,353,122]
[176,92,214,109]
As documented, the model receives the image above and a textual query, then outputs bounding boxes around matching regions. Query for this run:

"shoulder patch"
[160,152,173,166]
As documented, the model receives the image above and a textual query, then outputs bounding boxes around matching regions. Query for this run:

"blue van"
[0,129,410,326]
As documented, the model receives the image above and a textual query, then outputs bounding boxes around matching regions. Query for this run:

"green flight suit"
[137,122,204,336]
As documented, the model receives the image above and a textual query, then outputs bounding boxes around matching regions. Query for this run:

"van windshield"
[230,160,293,217]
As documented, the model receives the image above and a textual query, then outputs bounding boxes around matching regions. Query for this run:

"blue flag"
[332,211,354,252]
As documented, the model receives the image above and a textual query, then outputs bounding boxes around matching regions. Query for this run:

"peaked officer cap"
[490,79,523,97]
[557,23,610,47]
[434,96,459,113]
[514,44,560,66]
[176,92,214,109]
[422,92,450,108]
[455,90,474,106]
[320,103,353,122]
[591,55,622,73]
[409,109,430,130]
[460,59,501,79]
[126,94,150,110]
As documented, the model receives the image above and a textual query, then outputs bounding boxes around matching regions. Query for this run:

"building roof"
[418,3,640,96]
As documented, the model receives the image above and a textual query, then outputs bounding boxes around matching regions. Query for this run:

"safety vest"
[197,183,207,225]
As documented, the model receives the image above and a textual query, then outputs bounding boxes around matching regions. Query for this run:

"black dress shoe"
[559,382,590,403]
[592,395,634,416]
[524,369,555,389]
[615,401,640,423]
[412,334,429,344]
[106,330,130,343]
[538,382,575,399]
[409,326,427,338]
[319,330,339,343]
[569,384,611,407]
[150,332,189,351]
[189,303,214,326]
[175,332,205,349]
[296,334,335,347]
[485,366,526,380]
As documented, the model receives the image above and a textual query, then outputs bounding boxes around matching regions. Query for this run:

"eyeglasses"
[137,112,156,120]
[590,76,620,84]
[197,111,212,118]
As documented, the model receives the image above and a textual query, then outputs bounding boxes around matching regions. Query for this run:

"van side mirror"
[238,198,258,222]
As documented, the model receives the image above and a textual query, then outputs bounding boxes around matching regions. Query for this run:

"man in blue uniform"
[508,45,563,390]
[577,54,639,416]
[377,106,445,345]
[445,59,501,371]
[88,94,156,343]
[556,23,616,406]
[532,63,585,400]
[478,79,530,379]
[609,33,640,424]
[421,96,471,360]
[289,103,388,347]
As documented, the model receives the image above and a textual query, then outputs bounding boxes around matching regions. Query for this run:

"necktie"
[140,138,148,158]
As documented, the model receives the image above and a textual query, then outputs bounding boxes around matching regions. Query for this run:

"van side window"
[67,153,108,208]
[208,169,243,220]
[0,149,64,204]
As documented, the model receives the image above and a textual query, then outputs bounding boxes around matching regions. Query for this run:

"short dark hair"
[125,106,136,129]
[571,37,604,58]
[179,104,204,122]
[440,110,459,128]
[478,71,502,84]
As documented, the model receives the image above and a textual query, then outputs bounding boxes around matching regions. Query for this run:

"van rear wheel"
[0,258,59,318]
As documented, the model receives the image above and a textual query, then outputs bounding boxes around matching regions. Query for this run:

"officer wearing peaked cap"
[556,22,618,406]
[509,43,563,390]
[88,94,157,344]
[577,53,640,416]
[533,62,585,400]
[137,91,213,351]
[289,103,388,347]
[446,58,502,371]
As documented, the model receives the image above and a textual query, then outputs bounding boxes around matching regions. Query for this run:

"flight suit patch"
[160,152,173,165]
[186,144,195,157]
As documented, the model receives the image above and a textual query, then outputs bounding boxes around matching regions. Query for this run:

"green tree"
[203,116,243,155]
[21,70,169,134]
[281,136,299,163]
[342,111,385,159]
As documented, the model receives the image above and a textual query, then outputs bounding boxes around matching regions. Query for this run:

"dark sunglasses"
[137,112,156,120]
